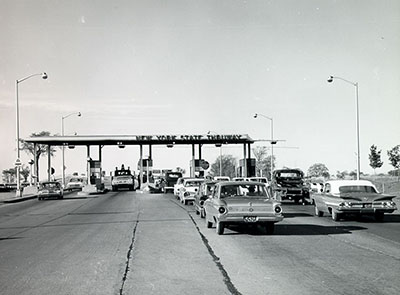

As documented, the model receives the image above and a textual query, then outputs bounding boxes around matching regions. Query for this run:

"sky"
[1,0,399,180]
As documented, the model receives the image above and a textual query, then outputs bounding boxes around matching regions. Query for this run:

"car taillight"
[219,207,226,214]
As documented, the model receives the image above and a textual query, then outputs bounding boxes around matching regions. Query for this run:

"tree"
[20,131,57,181]
[2,168,16,183]
[369,144,383,174]
[20,165,30,183]
[307,163,330,179]
[336,170,348,179]
[209,155,237,179]
[252,146,275,180]
[387,145,400,181]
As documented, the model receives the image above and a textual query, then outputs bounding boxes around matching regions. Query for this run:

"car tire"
[331,210,341,221]
[206,219,213,228]
[314,204,324,217]
[195,209,200,215]
[374,212,384,222]
[265,222,275,235]
[38,197,42,201]
[216,221,224,235]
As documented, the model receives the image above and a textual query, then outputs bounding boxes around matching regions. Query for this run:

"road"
[0,190,399,295]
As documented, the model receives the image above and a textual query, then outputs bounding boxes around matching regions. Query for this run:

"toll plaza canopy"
[25,134,255,181]
[24,134,254,146]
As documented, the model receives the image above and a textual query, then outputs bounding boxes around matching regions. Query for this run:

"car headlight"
[274,206,282,214]
[199,200,204,206]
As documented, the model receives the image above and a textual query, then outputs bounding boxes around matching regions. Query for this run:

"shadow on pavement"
[223,224,367,236]
[283,212,314,218]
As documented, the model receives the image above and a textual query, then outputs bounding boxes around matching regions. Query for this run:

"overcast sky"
[1,0,399,179]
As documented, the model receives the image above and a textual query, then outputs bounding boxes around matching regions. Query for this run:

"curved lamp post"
[15,72,48,197]
[61,112,81,188]
[327,75,360,180]
[253,113,274,180]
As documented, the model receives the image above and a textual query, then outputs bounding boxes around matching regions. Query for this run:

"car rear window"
[339,185,377,193]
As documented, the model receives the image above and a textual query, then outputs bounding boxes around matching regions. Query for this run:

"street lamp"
[15,72,47,197]
[254,113,274,181]
[61,112,81,188]
[327,75,360,180]
[207,131,223,176]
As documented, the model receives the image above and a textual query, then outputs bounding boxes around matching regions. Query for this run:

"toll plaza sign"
[135,134,248,142]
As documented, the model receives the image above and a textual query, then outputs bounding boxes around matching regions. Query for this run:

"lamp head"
[207,131,211,135]
[253,113,258,118]
[42,72,48,80]
[327,76,334,83]
[77,112,81,117]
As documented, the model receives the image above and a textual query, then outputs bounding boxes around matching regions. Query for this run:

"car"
[38,181,64,200]
[179,178,205,205]
[173,177,191,197]
[214,176,231,182]
[194,180,218,218]
[162,171,183,194]
[111,165,137,191]
[204,181,283,235]
[270,169,309,204]
[65,176,86,190]
[312,180,397,221]
[310,182,324,193]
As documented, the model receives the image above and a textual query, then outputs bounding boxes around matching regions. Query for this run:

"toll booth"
[190,159,209,178]
[237,158,256,178]
[88,159,104,191]
[137,158,153,183]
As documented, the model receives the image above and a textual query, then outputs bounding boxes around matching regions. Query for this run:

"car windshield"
[339,185,378,194]
[40,183,60,189]
[70,178,82,183]
[220,184,269,199]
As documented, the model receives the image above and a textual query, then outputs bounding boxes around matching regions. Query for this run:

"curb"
[1,189,82,204]
[3,195,38,203]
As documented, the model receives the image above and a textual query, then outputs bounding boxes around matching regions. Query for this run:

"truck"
[270,168,309,204]
[162,171,183,194]
[111,165,137,191]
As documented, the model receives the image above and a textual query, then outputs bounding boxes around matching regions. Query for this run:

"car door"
[205,185,219,218]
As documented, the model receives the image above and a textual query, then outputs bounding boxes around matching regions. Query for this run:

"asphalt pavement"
[1,190,400,295]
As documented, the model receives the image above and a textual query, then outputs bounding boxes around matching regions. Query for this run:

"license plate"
[364,204,372,208]
[244,216,257,223]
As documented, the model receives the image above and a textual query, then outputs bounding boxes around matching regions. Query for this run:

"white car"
[65,177,86,190]
[174,177,190,197]
[312,180,397,221]
[179,178,205,205]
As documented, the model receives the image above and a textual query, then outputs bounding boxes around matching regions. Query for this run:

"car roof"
[326,180,377,192]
